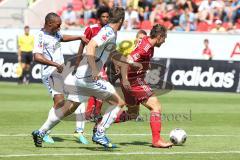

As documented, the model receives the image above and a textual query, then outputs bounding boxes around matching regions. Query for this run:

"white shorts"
[42,73,64,97]
[65,74,116,103]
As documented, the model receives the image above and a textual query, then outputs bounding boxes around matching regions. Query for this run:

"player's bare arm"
[86,39,100,80]
[34,53,63,73]
[111,52,143,70]
[61,35,89,43]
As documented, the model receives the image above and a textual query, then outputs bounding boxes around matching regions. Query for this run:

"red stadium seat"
[87,18,97,25]
[222,22,229,29]
[236,23,240,29]
[140,20,152,30]
[162,21,173,30]
[236,19,240,29]
[72,0,84,11]
[197,21,209,32]
[79,18,85,26]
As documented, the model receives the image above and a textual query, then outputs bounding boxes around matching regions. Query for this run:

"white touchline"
[1,151,240,158]
[0,133,240,137]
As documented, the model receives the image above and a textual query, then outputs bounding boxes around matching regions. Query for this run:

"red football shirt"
[202,47,212,57]
[84,23,102,40]
[128,36,154,80]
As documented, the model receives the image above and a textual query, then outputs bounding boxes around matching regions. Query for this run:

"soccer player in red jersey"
[121,24,173,148]
[202,39,213,60]
[72,6,110,144]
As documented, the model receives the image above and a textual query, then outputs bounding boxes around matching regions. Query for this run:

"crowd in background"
[58,0,240,33]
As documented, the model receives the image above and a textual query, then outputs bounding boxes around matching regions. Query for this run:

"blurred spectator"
[61,3,77,29]
[127,0,139,10]
[171,6,182,28]
[56,0,240,32]
[107,0,115,8]
[149,3,166,25]
[138,0,153,20]
[83,0,95,23]
[202,38,213,60]
[198,0,221,23]
[227,21,240,33]
[176,5,197,31]
[228,0,240,24]
[123,6,139,30]
[114,0,127,8]
[210,19,226,32]
[183,0,199,13]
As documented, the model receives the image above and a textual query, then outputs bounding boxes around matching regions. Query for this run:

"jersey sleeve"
[130,49,145,62]
[84,26,92,40]
[130,40,150,61]
[57,31,63,41]
[92,27,115,47]
[32,32,44,54]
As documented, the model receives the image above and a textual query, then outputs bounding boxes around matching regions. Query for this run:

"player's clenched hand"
[122,80,131,90]
[80,36,89,44]
[92,70,100,81]
[114,64,121,75]
[56,64,64,73]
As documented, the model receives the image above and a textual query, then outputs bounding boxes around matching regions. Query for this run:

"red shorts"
[121,78,153,105]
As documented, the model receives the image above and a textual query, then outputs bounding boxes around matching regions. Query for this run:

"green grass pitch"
[0,82,240,160]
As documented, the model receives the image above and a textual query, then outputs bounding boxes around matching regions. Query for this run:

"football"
[169,128,187,145]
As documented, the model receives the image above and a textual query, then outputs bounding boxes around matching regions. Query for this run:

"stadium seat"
[196,21,209,32]
[236,19,240,29]
[87,18,97,25]
[140,20,152,30]
[222,22,229,29]
[72,0,83,11]
[79,18,85,26]
[162,21,173,30]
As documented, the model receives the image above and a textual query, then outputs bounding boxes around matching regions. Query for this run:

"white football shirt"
[33,29,64,77]
[75,25,117,80]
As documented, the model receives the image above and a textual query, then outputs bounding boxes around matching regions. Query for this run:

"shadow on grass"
[52,136,80,143]
[44,146,121,151]
[119,141,151,146]
[52,136,65,142]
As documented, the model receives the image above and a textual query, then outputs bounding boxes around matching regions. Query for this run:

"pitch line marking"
[0,133,240,137]
[1,151,240,158]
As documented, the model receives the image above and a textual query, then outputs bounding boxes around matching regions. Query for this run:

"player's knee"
[106,94,125,107]
[53,95,65,108]
[69,101,80,113]
[118,98,125,107]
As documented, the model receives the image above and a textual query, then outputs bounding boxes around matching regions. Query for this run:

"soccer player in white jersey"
[31,12,88,146]
[31,8,142,148]
[67,7,142,148]
[72,6,110,144]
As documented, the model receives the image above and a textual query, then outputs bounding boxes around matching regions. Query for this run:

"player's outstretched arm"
[61,35,89,44]
[33,53,63,73]
[111,52,143,70]
[86,40,99,80]
[110,52,130,89]
[72,41,86,74]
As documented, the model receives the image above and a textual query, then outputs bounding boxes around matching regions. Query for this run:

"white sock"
[39,107,63,133]
[97,106,121,133]
[75,103,86,133]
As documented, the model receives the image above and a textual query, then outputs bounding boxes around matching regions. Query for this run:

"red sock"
[150,111,161,144]
[114,110,128,123]
[86,97,103,119]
